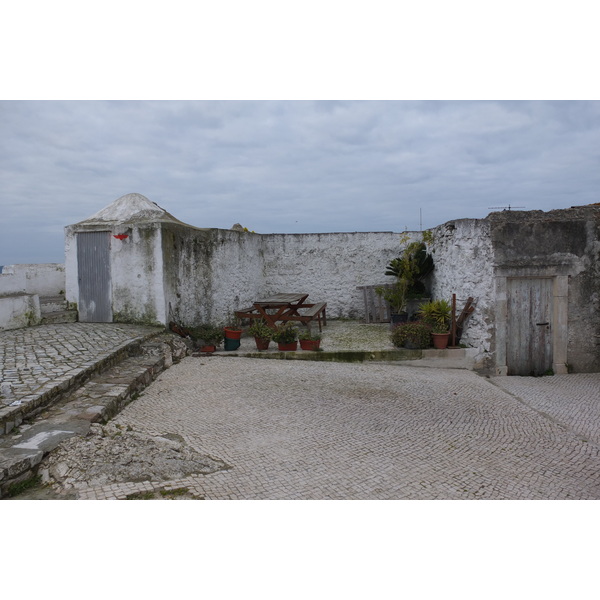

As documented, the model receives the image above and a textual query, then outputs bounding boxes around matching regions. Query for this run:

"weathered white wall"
[0,294,41,331]
[0,264,63,331]
[428,219,495,370]
[0,264,65,296]
[260,232,413,318]
[161,225,265,326]
[110,225,166,325]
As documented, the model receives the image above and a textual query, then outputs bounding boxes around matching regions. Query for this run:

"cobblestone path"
[89,358,600,500]
[0,323,161,404]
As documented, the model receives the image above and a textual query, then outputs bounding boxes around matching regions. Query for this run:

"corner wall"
[428,219,495,371]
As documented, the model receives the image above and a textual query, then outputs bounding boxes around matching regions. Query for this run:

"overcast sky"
[1,100,599,265]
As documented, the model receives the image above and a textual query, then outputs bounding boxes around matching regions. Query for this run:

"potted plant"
[248,319,273,350]
[272,323,299,351]
[376,233,434,324]
[417,299,452,349]
[390,321,432,349]
[298,329,322,351]
[188,324,223,353]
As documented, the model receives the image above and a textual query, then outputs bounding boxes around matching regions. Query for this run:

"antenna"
[488,204,525,211]
[420,208,422,231]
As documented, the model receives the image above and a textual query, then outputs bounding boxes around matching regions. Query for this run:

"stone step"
[0,333,190,498]
[40,310,78,325]
[39,295,68,314]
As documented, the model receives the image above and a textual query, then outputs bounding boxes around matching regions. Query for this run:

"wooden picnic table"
[235,292,328,331]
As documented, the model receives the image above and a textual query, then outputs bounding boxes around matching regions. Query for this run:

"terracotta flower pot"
[277,341,298,351]
[224,327,242,340]
[199,345,216,353]
[432,332,450,349]
[299,339,321,351]
[254,337,271,350]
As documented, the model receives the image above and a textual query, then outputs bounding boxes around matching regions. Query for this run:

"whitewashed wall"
[428,218,494,369]
[260,231,415,318]
[0,264,63,330]
[0,264,65,296]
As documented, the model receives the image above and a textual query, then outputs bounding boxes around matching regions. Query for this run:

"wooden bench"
[296,302,327,332]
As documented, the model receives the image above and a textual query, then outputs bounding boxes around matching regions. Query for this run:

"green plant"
[298,329,322,341]
[377,233,434,313]
[6,474,42,498]
[223,314,242,330]
[272,323,298,343]
[187,324,223,346]
[248,320,273,340]
[376,281,409,314]
[159,487,190,497]
[417,299,452,333]
[391,321,432,349]
[125,491,156,500]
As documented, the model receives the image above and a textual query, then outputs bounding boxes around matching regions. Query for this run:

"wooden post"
[451,293,457,347]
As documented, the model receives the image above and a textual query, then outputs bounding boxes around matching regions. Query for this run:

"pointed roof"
[76,193,187,226]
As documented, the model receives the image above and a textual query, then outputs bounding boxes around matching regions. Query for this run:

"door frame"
[495,267,568,376]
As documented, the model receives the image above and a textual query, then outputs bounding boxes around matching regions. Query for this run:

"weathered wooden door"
[507,277,553,376]
[77,231,112,322]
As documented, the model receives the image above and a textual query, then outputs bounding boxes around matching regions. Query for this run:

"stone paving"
[0,323,162,430]
[76,358,600,500]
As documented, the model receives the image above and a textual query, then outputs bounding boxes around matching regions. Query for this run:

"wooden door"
[77,231,112,322]
[507,277,553,376]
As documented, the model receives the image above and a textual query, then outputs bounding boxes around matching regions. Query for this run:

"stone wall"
[428,219,495,371]
[261,231,410,319]
[162,224,265,326]
[0,264,65,296]
[0,264,64,331]
[489,206,600,373]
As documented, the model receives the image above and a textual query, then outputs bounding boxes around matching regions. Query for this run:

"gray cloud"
[1,100,599,264]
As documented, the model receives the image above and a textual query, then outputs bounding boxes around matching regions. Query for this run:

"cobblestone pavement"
[77,358,600,500]
[0,322,162,406]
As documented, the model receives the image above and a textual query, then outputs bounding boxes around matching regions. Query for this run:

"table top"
[254,293,308,305]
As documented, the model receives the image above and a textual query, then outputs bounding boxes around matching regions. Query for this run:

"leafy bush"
[248,320,273,340]
[391,321,432,349]
[187,324,223,346]
[417,299,452,333]
[272,323,299,343]
[298,329,322,341]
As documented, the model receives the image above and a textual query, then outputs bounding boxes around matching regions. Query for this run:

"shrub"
[272,323,299,343]
[391,321,432,349]
[298,329,322,341]
[417,299,452,333]
[248,320,273,340]
[187,324,223,346]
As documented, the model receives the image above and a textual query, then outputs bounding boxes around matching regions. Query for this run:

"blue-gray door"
[77,231,112,322]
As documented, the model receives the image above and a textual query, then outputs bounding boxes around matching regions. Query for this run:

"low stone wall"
[0,264,65,331]
[0,264,65,296]
[0,293,42,331]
